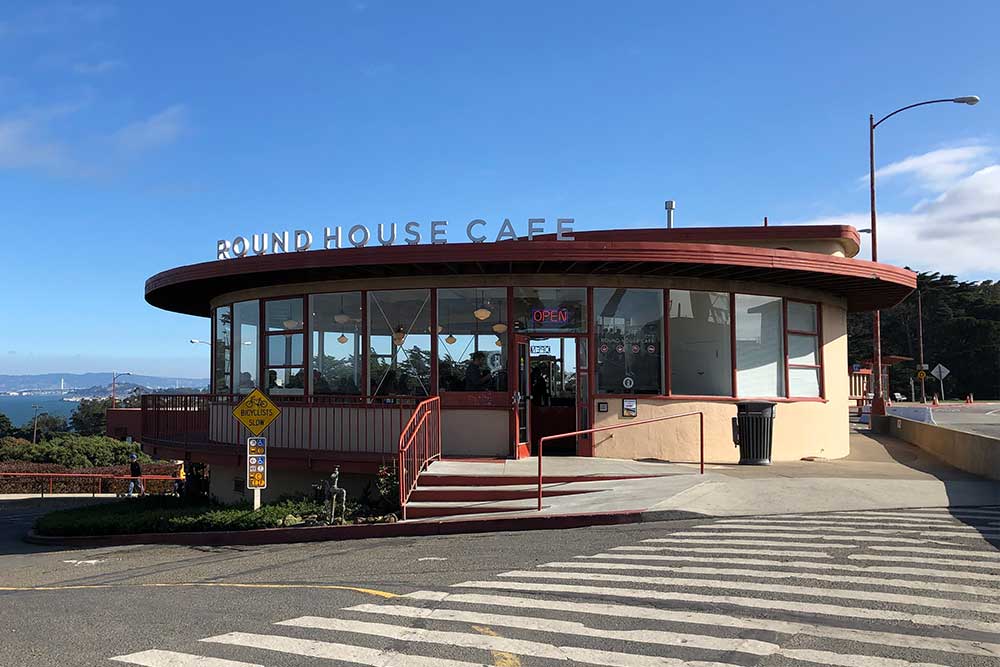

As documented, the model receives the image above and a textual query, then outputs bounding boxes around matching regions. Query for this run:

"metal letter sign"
[247,437,266,490]
[233,388,281,436]
[931,364,950,381]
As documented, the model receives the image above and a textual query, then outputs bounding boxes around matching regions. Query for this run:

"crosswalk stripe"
[641,538,856,548]
[698,524,984,535]
[582,553,996,582]
[717,516,960,525]
[276,617,741,667]
[453,580,1000,634]
[779,648,949,667]
[345,602,781,655]
[495,570,1000,614]
[920,530,1000,539]
[542,561,996,596]
[403,590,1000,658]
[868,545,1000,560]
[110,649,263,667]
[829,510,1000,520]
[613,545,835,558]
[202,632,485,667]
[667,531,945,544]
[850,554,1000,570]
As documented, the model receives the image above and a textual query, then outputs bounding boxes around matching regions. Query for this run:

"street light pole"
[31,404,44,444]
[867,95,979,417]
[917,289,926,403]
[111,371,132,409]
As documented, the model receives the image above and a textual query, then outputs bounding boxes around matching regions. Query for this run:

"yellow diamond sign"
[233,388,281,436]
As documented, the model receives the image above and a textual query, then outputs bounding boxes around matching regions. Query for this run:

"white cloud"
[785,147,1000,279]
[0,111,73,171]
[73,59,123,75]
[113,105,187,152]
[872,145,991,191]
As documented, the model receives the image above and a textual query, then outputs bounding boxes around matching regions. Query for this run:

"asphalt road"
[932,402,1000,438]
[3,503,1000,666]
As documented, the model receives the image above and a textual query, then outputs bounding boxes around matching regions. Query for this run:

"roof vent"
[665,200,676,229]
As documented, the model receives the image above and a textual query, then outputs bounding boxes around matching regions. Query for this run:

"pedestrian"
[127,453,145,497]
[174,460,186,497]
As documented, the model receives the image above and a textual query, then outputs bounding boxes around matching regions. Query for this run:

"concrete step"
[408,484,603,503]
[404,498,543,520]
[416,473,667,487]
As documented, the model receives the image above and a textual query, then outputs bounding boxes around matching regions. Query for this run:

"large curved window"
[736,294,785,397]
[213,306,232,393]
[232,300,259,393]
[264,298,305,395]
[309,292,363,395]
[438,288,508,392]
[669,290,732,396]
[594,288,663,394]
[369,290,431,396]
[514,287,587,334]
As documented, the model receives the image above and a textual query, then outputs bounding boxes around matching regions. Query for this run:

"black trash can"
[732,401,776,465]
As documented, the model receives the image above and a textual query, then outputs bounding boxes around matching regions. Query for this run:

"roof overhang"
[147,238,915,317]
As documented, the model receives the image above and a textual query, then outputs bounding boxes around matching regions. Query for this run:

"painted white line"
[452,580,1000,635]
[851,554,1000,570]
[641,538,855,548]
[582,553,998,582]
[202,632,483,667]
[110,650,263,667]
[417,557,448,561]
[346,602,780,655]
[541,561,995,596]
[277,617,741,667]
[496,570,1000,614]
[868,545,1000,560]
[403,590,1000,658]
[613,545,835,558]
[667,531,943,544]
[716,517,959,526]
[700,524,939,534]
[839,510,1000,520]
[920,530,1000,539]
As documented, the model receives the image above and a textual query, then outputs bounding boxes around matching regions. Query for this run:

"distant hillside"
[0,373,209,393]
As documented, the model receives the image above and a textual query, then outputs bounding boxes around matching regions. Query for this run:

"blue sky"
[1,1,997,377]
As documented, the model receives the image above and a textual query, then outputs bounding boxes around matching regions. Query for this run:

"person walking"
[127,453,145,497]
[174,460,186,497]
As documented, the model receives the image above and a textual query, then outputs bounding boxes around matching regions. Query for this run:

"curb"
[24,508,708,548]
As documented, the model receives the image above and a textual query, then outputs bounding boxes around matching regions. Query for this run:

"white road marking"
[582,552,998,582]
[613,545,835,558]
[699,524,976,535]
[110,650,263,667]
[850,554,1000,570]
[641,538,856,548]
[716,516,959,525]
[667,531,945,544]
[541,561,995,596]
[280,617,745,667]
[418,557,448,561]
[920,530,1000,539]
[867,545,1000,560]
[203,632,485,667]
[62,559,106,566]
[345,602,780,655]
[403,590,1000,658]
[495,570,1000,614]
[453,580,1000,634]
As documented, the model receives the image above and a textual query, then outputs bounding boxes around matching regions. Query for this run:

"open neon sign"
[531,308,570,324]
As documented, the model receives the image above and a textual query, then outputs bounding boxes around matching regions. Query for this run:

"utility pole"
[31,405,44,444]
[917,290,926,403]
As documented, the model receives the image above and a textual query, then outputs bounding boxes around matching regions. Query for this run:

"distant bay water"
[0,395,77,427]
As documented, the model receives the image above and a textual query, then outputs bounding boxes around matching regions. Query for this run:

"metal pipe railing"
[397,396,441,519]
[0,472,180,497]
[536,411,705,511]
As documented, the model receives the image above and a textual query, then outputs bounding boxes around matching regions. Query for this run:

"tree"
[16,413,70,442]
[849,272,1000,400]
[0,412,12,438]
[70,398,113,436]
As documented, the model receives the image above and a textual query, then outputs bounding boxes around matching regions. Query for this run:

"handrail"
[0,472,180,497]
[397,396,441,519]
[536,411,705,511]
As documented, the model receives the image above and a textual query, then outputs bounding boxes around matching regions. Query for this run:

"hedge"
[0,435,150,468]
[0,461,178,495]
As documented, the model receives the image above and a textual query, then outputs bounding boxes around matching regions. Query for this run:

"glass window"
[735,294,785,397]
[437,288,508,392]
[213,306,231,393]
[309,293,362,395]
[787,301,821,397]
[513,287,587,334]
[669,290,732,396]
[594,288,663,394]
[232,300,259,393]
[264,298,305,395]
[369,289,431,396]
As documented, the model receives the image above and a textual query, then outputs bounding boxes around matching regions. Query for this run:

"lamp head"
[953,96,980,105]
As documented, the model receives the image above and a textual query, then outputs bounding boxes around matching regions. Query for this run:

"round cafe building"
[138,219,915,502]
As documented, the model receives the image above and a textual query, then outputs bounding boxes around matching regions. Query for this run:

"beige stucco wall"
[885,417,1000,480]
[592,301,849,463]
[442,409,509,458]
[718,239,854,258]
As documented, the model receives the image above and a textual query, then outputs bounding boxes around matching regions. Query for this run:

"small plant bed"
[34,494,399,537]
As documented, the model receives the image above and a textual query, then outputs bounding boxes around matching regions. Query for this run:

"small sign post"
[247,437,266,510]
[232,389,281,510]
[930,364,950,401]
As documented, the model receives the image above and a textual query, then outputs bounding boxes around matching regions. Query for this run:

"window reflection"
[232,300,259,393]
[309,293,362,395]
[438,288,508,392]
[264,298,305,395]
[213,306,232,393]
[369,290,431,396]
[669,290,732,396]
[736,294,785,397]
[595,289,663,394]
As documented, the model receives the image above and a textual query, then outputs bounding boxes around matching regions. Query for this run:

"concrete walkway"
[422,429,1000,521]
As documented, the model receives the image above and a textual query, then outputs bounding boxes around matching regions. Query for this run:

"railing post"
[699,412,705,475]
[537,437,543,511]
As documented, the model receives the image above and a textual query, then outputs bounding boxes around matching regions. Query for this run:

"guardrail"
[0,472,181,497]
[536,411,705,511]
[398,397,441,520]
[141,393,420,454]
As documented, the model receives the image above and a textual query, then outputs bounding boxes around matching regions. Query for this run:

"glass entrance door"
[526,337,579,455]
[515,338,530,450]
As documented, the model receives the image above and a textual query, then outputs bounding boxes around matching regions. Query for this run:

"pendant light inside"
[473,307,492,321]
[283,319,300,330]
[495,337,503,346]
[392,326,407,346]
[334,312,351,324]
[337,333,348,344]
[444,333,457,345]
[491,323,508,334]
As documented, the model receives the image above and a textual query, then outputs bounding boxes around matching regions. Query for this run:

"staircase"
[402,462,672,520]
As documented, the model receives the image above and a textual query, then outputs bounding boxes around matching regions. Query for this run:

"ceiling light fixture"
[445,333,457,345]
[492,323,508,334]
[337,333,348,344]
[392,326,407,347]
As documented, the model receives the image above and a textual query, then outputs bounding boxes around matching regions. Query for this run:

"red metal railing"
[397,396,441,520]
[141,393,420,454]
[0,472,180,497]
[536,411,705,510]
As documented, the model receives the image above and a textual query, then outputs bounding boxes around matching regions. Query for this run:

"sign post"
[930,364,950,401]
[232,389,281,510]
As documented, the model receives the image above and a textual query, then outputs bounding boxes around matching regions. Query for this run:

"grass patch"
[34,495,327,537]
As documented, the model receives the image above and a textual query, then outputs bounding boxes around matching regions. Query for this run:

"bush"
[0,460,177,495]
[0,435,148,468]
[34,496,327,536]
